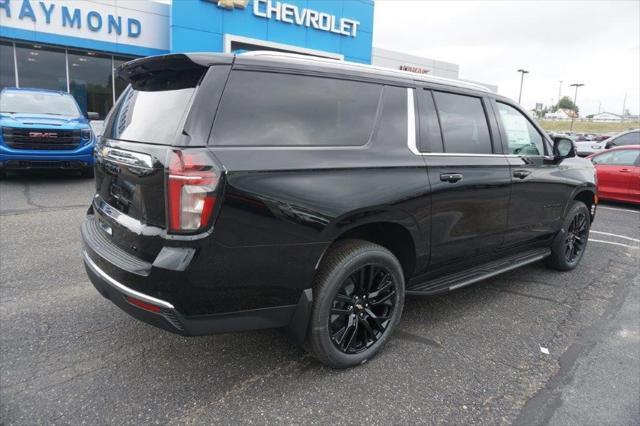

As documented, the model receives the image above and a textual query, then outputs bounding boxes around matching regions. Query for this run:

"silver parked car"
[575,129,639,157]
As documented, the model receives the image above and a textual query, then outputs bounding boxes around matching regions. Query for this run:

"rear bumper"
[83,251,184,333]
[81,208,314,337]
[83,249,309,336]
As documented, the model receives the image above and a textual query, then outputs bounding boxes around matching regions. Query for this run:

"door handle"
[620,169,631,173]
[440,173,463,183]
[513,170,531,179]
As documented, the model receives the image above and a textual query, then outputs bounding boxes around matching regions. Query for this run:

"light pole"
[517,69,529,104]
[569,83,584,131]
[558,80,563,100]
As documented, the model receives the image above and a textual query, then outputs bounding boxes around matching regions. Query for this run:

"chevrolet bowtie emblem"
[217,0,249,9]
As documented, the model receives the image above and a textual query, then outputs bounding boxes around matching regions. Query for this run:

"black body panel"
[424,155,511,269]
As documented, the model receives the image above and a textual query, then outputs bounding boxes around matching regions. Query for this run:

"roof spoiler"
[117,53,234,85]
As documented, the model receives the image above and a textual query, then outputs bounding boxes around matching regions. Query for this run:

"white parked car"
[575,139,607,157]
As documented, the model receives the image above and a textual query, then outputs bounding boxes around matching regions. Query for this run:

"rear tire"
[307,239,405,369]
[545,201,591,271]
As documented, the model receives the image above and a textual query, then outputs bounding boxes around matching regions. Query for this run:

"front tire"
[307,239,405,369]
[545,201,591,271]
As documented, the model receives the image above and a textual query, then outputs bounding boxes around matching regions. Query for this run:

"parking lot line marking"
[598,206,640,214]
[589,238,640,249]
[591,231,640,243]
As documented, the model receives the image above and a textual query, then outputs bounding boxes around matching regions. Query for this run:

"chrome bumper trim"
[83,250,175,310]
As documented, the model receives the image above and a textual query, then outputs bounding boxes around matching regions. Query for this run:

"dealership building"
[0,0,495,119]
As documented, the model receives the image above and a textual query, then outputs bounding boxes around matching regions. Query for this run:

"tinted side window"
[212,71,382,146]
[433,92,492,154]
[372,86,407,147]
[614,131,640,146]
[417,90,443,152]
[497,102,545,156]
[593,149,639,166]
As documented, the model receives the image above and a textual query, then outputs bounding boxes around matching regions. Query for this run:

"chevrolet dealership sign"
[212,0,361,37]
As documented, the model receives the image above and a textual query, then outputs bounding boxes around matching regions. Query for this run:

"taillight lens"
[166,149,221,233]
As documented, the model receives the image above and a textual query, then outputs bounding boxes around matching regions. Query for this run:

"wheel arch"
[318,218,421,282]
[570,187,597,221]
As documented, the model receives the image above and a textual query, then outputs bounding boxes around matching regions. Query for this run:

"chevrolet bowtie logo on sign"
[217,0,249,9]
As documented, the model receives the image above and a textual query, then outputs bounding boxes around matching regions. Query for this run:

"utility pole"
[517,69,529,104]
[622,93,627,116]
[558,80,563,101]
[569,83,584,131]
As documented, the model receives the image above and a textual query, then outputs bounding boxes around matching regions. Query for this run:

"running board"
[406,248,551,295]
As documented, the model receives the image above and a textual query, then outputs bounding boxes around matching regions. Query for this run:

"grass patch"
[538,120,640,134]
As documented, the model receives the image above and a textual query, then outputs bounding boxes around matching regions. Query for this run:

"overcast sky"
[373,0,640,116]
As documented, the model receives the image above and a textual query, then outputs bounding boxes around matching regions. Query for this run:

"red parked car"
[587,145,640,205]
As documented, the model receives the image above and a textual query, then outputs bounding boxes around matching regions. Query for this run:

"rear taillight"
[166,149,221,233]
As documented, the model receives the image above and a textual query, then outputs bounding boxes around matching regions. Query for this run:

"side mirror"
[87,112,100,120]
[605,141,614,149]
[553,137,576,159]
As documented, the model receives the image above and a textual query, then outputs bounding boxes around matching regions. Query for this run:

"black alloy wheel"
[329,265,396,354]
[564,211,589,263]
[307,239,405,368]
[545,201,591,271]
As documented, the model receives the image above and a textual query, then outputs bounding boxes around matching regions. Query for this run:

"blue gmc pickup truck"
[0,87,96,178]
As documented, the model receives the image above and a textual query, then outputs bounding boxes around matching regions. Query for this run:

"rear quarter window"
[211,71,382,147]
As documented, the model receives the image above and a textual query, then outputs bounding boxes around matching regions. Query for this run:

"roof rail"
[239,50,491,93]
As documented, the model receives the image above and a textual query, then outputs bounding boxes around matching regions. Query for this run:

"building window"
[0,41,16,89]
[1,39,134,119]
[68,50,114,119]
[15,42,67,92]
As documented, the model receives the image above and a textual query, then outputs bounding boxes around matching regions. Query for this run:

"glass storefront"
[0,40,15,88]
[68,50,113,119]
[0,40,134,120]
[15,42,67,92]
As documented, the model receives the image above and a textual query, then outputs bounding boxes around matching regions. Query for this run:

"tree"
[556,96,579,113]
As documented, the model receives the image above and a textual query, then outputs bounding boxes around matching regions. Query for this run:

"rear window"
[433,91,492,154]
[211,71,382,146]
[103,69,203,145]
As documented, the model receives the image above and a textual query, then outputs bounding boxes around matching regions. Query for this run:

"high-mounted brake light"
[167,149,220,233]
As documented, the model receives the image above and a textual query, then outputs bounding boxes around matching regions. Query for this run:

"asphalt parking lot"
[1,173,638,425]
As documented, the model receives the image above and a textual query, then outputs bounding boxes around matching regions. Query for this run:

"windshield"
[0,91,82,116]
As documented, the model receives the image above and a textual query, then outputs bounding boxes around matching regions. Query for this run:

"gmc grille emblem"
[29,132,57,138]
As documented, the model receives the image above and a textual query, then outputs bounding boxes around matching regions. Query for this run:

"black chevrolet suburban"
[82,52,596,368]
